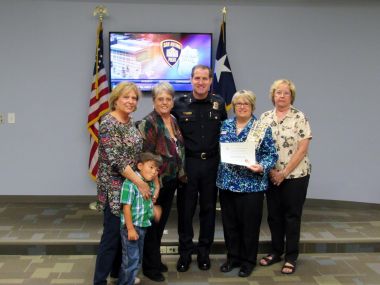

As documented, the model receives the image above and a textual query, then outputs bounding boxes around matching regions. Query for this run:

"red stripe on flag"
[88,20,110,181]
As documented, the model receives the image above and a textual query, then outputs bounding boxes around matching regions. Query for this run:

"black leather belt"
[186,149,218,160]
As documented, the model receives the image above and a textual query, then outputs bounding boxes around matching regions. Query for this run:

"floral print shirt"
[216,116,278,193]
[138,110,185,185]
[97,113,143,216]
[260,106,312,179]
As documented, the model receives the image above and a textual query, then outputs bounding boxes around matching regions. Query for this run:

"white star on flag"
[214,54,232,82]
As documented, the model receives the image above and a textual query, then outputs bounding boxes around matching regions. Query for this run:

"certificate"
[220,141,256,166]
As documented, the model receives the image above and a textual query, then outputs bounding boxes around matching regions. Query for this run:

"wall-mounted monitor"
[109,32,212,92]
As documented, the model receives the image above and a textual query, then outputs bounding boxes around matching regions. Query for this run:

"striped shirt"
[120,172,155,228]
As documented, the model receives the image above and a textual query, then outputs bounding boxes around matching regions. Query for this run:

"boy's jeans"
[118,226,146,285]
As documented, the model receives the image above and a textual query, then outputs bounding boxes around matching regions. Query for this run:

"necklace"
[236,118,251,134]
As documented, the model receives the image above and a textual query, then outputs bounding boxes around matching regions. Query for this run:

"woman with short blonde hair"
[259,79,312,275]
[217,90,278,278]
[94,81,149,285]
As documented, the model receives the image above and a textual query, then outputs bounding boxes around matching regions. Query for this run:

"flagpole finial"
[222,7,227,21]
[93,5,108,22]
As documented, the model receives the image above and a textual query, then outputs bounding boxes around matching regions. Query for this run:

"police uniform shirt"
[172,93,227,155]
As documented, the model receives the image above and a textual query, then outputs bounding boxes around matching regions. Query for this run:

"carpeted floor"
[0,197,379,284]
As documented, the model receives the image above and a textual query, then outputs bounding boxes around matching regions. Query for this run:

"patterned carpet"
[0,197,379,284]
[1,253,380,284]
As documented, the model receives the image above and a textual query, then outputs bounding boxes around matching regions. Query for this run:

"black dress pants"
[142,179,177,274]
[266,175,310,262]
[220,190,264,266]
[177,156,219,257]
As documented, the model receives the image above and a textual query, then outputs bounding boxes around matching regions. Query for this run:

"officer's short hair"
[191,64,212,78]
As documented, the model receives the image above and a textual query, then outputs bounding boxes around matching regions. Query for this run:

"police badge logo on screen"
[161,40,182,67]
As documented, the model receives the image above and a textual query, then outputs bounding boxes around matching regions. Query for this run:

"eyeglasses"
[235,102,250,107]
[274,90,291,96]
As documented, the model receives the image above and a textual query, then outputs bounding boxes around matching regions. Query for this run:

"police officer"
[172,64,227,272]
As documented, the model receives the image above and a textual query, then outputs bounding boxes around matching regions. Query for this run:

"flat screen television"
[109,32,212,92]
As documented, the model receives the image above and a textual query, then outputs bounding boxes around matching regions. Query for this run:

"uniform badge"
[160,40,182,67]
[213,101,219,110]
[183,112,192,115]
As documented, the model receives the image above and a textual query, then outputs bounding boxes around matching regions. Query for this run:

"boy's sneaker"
[108,277,140,284]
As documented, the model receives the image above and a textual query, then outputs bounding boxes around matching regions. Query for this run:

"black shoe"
[159,262,168,272]
[143,271,165,282]
[176,255,191,272]
[220,260,241,273]
[197,255,211,270]
[238,264,255,277]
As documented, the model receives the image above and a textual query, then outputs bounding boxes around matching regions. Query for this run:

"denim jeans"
[118,226,146,285]
[93,205,122,285]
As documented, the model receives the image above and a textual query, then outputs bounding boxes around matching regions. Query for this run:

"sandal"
[281,261,296,274]
[259,254,282,266]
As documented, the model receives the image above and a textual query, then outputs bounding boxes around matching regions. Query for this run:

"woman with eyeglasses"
[216,90,278,278]
[259,79,312,275]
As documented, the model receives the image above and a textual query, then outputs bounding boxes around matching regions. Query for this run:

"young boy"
[118,152,162,285]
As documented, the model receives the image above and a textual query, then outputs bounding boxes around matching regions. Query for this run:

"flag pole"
[93,6,108,100]
[222,7,226,42]
[89,5,110,210]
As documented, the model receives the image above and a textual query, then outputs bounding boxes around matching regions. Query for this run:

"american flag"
[87,20,110,180]
[212,16,236,111]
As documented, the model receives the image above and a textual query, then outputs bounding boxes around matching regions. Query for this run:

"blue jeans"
[93,205,122,285]
[118,226,146,285]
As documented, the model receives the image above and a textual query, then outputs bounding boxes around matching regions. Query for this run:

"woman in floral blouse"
[259,79,312,275]
[138,82,185,282]
[94,82,151,285]
[216,90,278,278]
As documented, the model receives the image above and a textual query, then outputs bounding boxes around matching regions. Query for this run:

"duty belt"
[186,149,218,160]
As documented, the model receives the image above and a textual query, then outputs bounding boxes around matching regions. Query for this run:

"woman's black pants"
[266,175,310,262]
